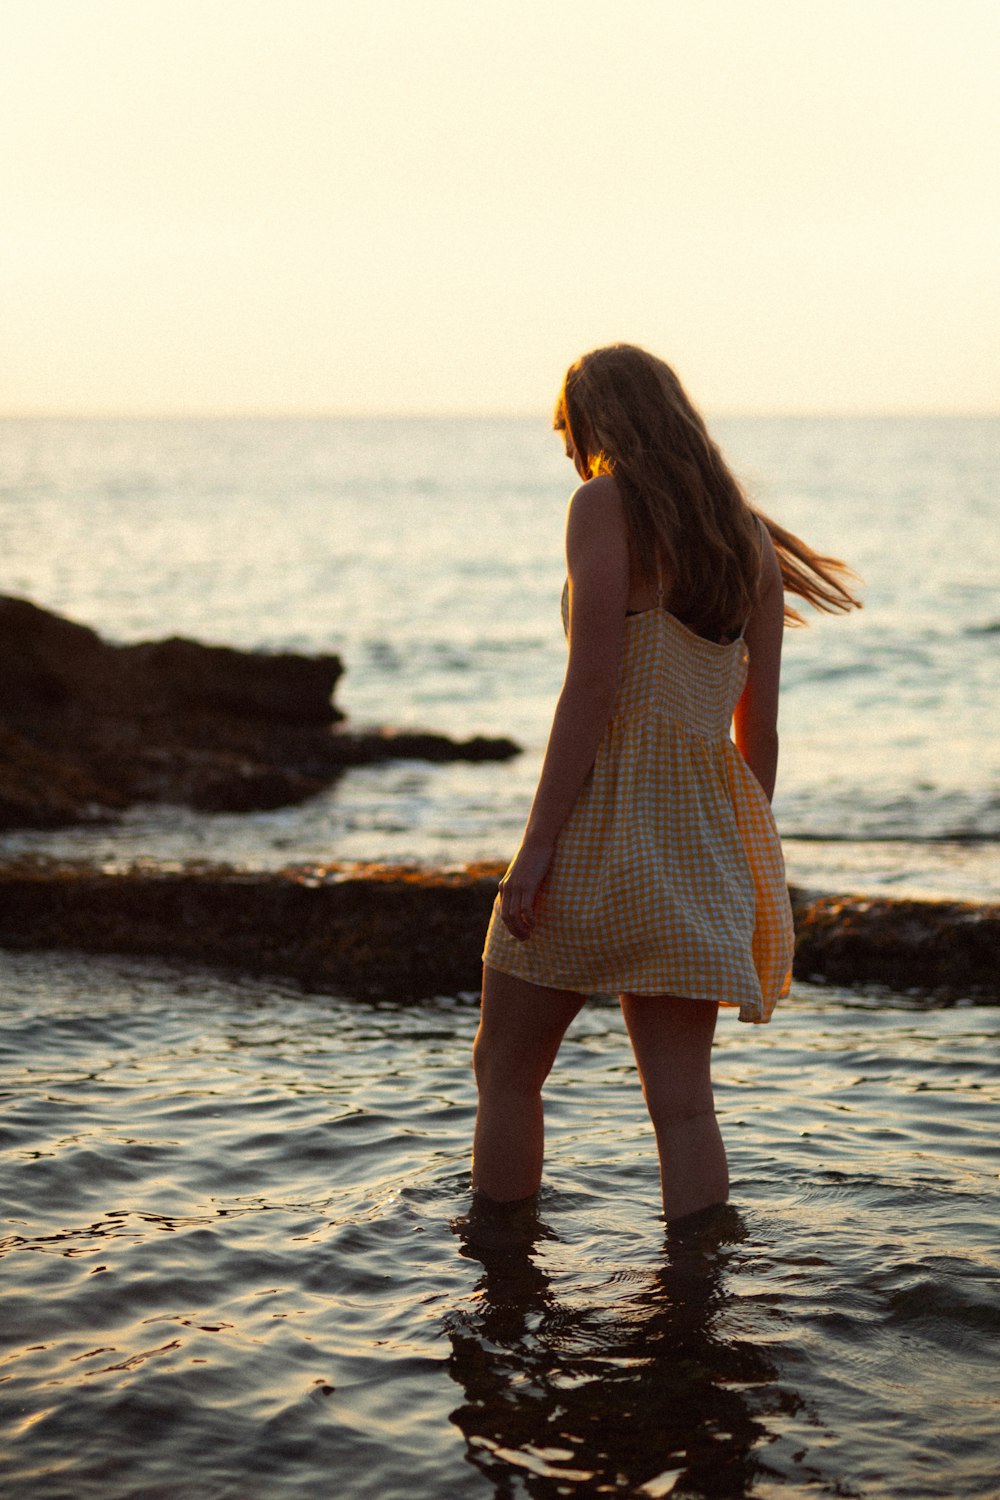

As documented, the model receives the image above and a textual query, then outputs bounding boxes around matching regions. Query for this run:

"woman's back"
[484,570,793,1024]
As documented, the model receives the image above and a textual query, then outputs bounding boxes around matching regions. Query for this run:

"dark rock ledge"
[788,888,999,1002]
[0,597,518,828]
[0,859,996,1004]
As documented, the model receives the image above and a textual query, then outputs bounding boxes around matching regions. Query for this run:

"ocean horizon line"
[1,407,998,424]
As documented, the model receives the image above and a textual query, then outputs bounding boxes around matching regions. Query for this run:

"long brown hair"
[554,344,860,636]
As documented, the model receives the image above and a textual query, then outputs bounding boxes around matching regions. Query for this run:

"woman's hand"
[498,838,555,941]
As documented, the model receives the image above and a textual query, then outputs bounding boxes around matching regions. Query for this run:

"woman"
[472,344,859,1225]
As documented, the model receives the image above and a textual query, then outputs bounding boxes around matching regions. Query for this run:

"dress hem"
[482,954,775,1023]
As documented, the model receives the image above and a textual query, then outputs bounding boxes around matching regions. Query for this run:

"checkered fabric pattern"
[483,604,795,1024]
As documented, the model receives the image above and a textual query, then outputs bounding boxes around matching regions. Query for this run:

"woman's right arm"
[497,475,630,940]
[733,525,784,801]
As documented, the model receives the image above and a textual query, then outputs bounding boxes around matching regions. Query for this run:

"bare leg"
[620,993,728,1223]
[472,965,585,1201]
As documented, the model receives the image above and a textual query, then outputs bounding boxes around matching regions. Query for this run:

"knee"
[473,1031,514,1093]
[473,1028,545,1097]
[647,1101,718,1137]
[639,1072,716,1125]
[654,1100,716,1124]
[638,1065,715,1126]
[472,1027,504,1093]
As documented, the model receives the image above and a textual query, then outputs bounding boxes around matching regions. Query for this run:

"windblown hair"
[554,344,861,638]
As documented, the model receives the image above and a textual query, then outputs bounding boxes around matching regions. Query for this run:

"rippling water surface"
[2,951,997,1499]
[1,417,998,1495]
[0,415,998,898]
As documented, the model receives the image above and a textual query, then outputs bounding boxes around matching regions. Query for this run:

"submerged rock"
[0,859,996,1004]
[0,597,519,828]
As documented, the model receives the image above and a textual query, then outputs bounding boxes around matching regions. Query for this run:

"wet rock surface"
[789,888,1000,1000]
[0,858,506,1002]
[0,859,996,1003]
[0,597,519,828]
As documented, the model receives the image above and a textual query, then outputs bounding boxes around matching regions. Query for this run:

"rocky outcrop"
[0,859,996,1004]
[0,858,507,1001]
[789,889,1000,999]
[0,597,518,827]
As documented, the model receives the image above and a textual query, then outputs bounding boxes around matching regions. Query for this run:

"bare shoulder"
[564,475,629,605]
[566,474,627,539]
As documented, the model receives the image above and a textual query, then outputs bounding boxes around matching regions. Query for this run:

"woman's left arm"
[498,476,630,939]
[733,525,785,802]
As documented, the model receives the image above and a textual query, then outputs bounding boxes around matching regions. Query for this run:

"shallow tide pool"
[1,950,997,1498]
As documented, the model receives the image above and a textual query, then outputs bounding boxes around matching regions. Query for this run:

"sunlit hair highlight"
[554,344,860,637]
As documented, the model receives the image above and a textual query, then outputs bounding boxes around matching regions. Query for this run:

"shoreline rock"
[0,858,996,1004]
[0,597,519,828]
[789,888,1000,1000]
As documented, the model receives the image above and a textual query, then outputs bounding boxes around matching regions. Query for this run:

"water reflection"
[448,1202,801,1498]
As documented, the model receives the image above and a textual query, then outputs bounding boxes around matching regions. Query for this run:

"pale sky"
[2,0,998,415]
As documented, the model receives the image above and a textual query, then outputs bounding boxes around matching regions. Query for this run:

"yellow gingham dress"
[483,590,794,1023]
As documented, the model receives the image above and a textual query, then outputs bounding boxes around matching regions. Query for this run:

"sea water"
[0,414,997,898]
[1,951,997,1499]
[1,417,998,1498]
